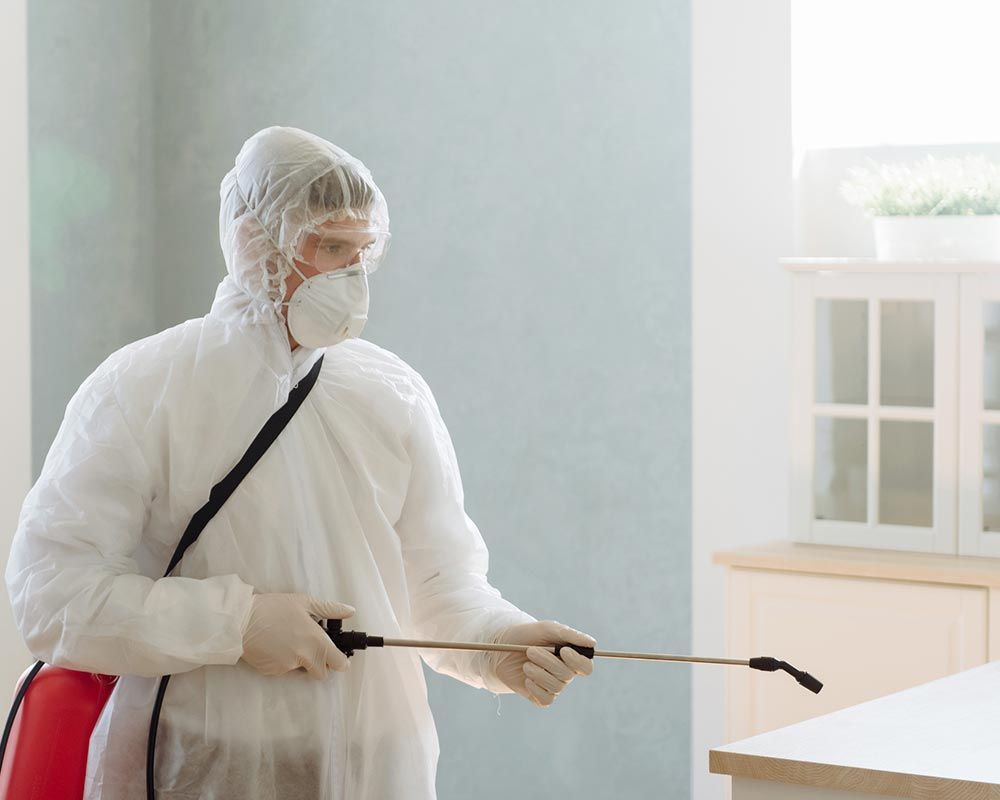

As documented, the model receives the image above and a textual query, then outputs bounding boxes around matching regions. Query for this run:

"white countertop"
[710,661,1000,798]
[781,257,1000,273]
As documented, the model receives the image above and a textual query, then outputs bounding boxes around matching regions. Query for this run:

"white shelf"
[782,257,1000,274]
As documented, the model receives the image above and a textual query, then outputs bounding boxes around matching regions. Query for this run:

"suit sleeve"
[395,373,535,692]
[4,371,254,678]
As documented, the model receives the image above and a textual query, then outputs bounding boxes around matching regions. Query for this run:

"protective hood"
[213,126,390,332]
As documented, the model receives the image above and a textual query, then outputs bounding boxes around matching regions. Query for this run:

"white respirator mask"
[283,261,370,349]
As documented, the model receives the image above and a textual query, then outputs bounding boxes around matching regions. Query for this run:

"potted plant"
[841,155,1000,261]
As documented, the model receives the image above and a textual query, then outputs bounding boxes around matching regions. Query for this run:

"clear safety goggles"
[294,222,391,274]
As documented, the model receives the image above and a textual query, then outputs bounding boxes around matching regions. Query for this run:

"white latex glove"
[488,620,596,707]
[240,593,354,679]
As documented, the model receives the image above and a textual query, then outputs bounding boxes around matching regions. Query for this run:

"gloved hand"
[488,621,596,707]
[240,593,354,679]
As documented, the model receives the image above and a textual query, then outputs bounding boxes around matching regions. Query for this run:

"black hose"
[147,675,171,800]
[0,660,45,774]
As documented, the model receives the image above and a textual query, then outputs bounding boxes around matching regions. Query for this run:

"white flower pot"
[873,215,1000,261]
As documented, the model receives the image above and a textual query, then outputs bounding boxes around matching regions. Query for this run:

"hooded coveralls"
[5,127,535,799]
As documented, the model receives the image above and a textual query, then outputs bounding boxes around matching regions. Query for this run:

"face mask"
[284,264,369,349]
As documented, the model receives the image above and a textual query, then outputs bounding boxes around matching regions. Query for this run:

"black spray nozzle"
[749,657,823,694]
[321,619,383,658]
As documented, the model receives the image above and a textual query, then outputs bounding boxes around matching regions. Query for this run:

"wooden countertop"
[713,540,1000,588]
[710,662,1000,798]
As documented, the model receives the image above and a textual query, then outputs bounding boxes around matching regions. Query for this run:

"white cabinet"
[716,262,1000,750]
[715,541,1000,742]
[788,259,1000,554]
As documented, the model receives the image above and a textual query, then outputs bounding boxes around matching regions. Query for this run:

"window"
[792,0,1000,153]
[791,1,1000,256]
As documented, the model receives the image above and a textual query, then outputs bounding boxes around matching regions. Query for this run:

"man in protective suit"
[5,126,596,799]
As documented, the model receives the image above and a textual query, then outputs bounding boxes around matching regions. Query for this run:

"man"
[5,126,596,799]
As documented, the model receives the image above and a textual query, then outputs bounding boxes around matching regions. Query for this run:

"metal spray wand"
[321,619,824,694]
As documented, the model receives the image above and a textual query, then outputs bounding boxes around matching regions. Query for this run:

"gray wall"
[31,2,691,796]
[29,0,156,474]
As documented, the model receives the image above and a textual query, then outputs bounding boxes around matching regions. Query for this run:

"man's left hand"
[489,621,596,707]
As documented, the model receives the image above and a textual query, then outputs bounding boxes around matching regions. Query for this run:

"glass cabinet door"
[879,420,933,527]
[880,301,934,408]
[813,416,867,522]
[811,299,869,527]
[791,268,957,553]
[815,299,867,405]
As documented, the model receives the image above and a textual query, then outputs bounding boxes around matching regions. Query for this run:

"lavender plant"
[841,155,1000,216]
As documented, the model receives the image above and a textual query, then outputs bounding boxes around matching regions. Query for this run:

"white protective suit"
[5,126,536,800]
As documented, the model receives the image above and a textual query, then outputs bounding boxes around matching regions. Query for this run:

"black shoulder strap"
[147,353,326,799]
[162,353,325,577]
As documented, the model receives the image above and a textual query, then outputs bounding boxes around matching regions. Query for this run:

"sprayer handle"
[553,643,596,660]
[321,618,381,658]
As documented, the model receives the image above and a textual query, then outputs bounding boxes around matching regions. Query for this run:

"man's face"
[282,218,379,303]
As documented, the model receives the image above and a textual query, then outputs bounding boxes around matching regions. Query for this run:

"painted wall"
[691,2,793,799]
[0,0,33,697]
[25,2,692,796]
[28,0,156,474]
[3,0,156,720]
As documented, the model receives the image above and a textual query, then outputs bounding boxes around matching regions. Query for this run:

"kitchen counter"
[710,661,1000,799]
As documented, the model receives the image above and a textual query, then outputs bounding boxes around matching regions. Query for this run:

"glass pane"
[814,417,867,522]
[880,301,934,407]
[815,299,867,405]
[983,425,1000,532]
[879,420,933,527]
[984,303,1000,410]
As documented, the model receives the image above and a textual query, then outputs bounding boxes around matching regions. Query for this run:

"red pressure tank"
[0,665,116,800]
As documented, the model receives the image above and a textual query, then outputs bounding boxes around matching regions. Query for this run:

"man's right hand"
[240,593,354,679]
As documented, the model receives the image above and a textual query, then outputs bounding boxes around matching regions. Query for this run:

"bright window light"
[792,0,1000,151]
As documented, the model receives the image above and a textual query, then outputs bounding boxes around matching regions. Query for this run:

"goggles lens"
[297,224,390,273]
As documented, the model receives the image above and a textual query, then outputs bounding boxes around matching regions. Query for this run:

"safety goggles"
[295,222,391,274]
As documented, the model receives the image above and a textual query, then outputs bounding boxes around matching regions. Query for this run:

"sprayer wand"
[320,619,823,694]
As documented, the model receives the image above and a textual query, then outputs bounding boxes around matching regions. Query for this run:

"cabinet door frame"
[791,271,958,553]
[958,273,1000,556]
